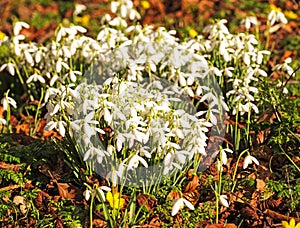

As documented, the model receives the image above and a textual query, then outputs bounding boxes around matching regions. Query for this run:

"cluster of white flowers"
[0,0,293,172]
[0,0,294,217]
[44,76,214,180]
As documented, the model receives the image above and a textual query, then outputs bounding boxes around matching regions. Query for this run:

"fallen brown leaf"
[92,218,107,228]
[55,181,83,202]
[137,194,157,211]
[256,179,267,192]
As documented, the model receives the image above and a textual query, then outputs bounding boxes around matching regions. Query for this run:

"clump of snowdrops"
[0,0,296,226]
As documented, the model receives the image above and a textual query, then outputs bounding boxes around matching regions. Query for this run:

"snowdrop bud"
[83,190,91,201]
[179,74,186,87]
[24,51,34,66]
[219,195,229,207]
[107,144,114,155]
[58,121,66,137]
[0,118,7,125]
[104,108,112,124]
[120,5,127,18]
[243,53,251,66]
[111,1,119,13]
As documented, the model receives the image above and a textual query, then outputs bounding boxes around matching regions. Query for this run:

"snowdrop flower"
[276,82,289,94]
[219,195,229,207]
[13,21,30,36]
[57,121,66,137]
[242,102,259,115]
[66,70,82,82]
[83,185,111,201]
[243,155,259,169]
[127,154,148,170]
[83,189,91,201]
[219,148,233,165]
[56,58,70,73]
[256,50,270,64]
[44,120,66,137]
[163,149,187,174]
[109,17,128,27]
[26,73,45,84]
[106,161,126,187]
[0,62,16,76]
[272,57,294,76]
[111,1,120,13]
[56,23,87,42]
[83,146,109,164]
[22,49,34,66]
[224,67,234,77]
[0,118,7,126]
[241,16,258,30]
[1,91,17,111]
[268,9,288,26]
[97,186,111,201]
[171,197,195,216]
[74,3,87,16]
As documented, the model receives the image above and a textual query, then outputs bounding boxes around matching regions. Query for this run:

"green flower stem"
[89,188,95,228]
[279,144,300,173]
[234,102,241,152]
[245,101,251,147]
[30,87,45,136]
[231,149,249,192]
[4,91,12,133]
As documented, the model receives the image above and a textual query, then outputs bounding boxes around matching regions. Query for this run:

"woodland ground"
[0,0,299,227]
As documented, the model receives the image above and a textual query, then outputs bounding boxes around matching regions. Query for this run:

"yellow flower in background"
[284,10,298,19]
[282,218,300,228]
[189,28,198,38]
[106,191,125,209]
[141,0,151,10]
[74,15,90,27]
[270,3,282,12]
[0,31,6,40]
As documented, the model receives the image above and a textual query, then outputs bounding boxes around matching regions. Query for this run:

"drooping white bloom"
[83,185,111,201]
[0,118,7,125]
[56,24,87,42]
[1,91,17,110]
[97,186,111,201]
[272,57,294,76]
[56,58,70,73]
[83,189,91,201]
[219,195,229,207]
[171,197,195,216]
[127,154,148,170]
[67,70,82,82]
[74,3,87,16]
[13,21,30,36]
[243,155,259,169]
[219,148,233,165]
[83,146,109,163]
[26,73,45,84]
[0,63,16,76]
[268,10,288,26]
[241,16,258,30]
